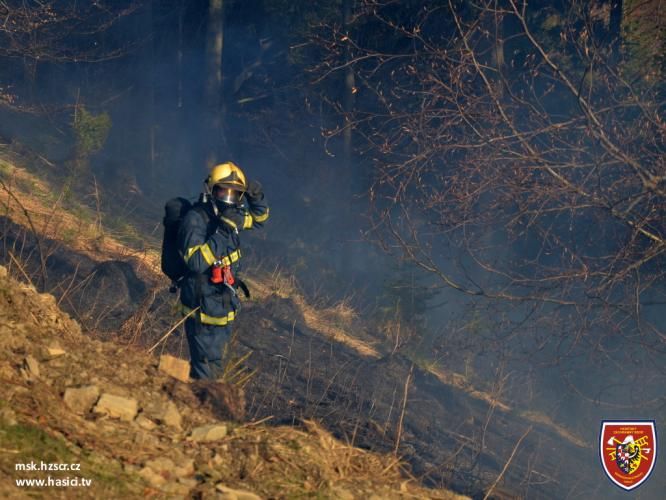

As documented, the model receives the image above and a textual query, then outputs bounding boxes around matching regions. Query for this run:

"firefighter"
[178,162,269,379]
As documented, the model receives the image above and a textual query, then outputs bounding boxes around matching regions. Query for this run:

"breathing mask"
[213,185,243,207]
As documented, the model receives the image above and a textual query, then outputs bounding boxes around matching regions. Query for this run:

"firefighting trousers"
[184,317,231,380]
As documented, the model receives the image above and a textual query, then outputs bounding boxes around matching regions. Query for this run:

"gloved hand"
[245,180,264,202]
[217,204,245,230]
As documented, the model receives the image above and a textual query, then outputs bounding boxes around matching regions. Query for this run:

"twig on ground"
[483,425,532,500]
[148,307,199,354]
[394,362,413,456]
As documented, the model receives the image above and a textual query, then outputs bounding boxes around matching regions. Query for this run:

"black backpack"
[161,197,211,290]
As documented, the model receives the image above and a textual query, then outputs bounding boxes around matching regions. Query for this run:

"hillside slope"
[0,264,467,499]
[1,148,644,499]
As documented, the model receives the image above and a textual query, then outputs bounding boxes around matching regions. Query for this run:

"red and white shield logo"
[600,420,657,491]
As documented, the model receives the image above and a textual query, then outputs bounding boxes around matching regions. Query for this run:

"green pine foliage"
[622,0,665,82]
[73,107,111,160]
[374,263,438,351]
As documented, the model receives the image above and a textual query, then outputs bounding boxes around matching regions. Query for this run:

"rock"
[159,355,190,383]
[145,457,176,478]
[211,450,225,467]
[0,406,17,426]
[162,481,193,496]
[174,458,195,478]
[135,415,157,431]
[139,466,166,488]
[46,357,66,370]
[46,341,66,357]
[133,431,159,448]
[63,386,100,414]
[161,401,182,429]
[147,399,183,430]
[140,457,195,495]
[215,483,262,500]
[188,424,228,442]
[94,393,138,422]
[178,477,199,489]
[23,355,40,378]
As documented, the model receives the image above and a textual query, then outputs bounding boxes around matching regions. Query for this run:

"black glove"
[245,180,264,202]
[217,205,245,230]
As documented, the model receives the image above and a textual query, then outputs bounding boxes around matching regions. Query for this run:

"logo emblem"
[600,421,657,491]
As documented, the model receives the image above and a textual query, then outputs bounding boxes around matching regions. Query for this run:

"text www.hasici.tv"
[14,461,92,488]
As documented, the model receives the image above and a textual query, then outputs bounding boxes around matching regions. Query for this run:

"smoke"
[1,2,664,497]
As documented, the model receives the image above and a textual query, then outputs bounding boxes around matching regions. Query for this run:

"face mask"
[213,186,241,206]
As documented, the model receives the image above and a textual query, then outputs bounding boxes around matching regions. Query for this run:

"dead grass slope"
[0,147,591,498]
[0,265,467,499]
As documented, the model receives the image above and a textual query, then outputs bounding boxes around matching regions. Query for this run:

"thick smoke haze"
[0,1,663,498]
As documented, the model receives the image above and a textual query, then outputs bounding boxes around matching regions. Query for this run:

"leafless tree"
[0,0,141,108]
[314,0,665,403]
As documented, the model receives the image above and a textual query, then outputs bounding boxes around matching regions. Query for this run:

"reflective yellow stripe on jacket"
[184,243,216,266]
[219,249,241,267]
[253,208,269,223]
[184,246,241,267]
[181,305,236,326]
[219,216,238,230]
[243,213,253,229]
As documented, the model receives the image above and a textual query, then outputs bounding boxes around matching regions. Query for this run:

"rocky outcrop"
[63,385,100,414]
[188,423,228,442]
[94,393,139,422]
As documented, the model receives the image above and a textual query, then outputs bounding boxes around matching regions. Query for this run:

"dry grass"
[428,366,512,412]
[0,159,161,280]
[246,267,382,359]
[519,411,590,449]
[0,264,469,499]
[428,364,590,449]
[1,155,379,359]
[226,419,468,499]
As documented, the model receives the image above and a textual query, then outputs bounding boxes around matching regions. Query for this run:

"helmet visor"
[213,186,242,205]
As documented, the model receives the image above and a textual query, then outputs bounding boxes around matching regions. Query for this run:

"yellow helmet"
[206,162,247,192]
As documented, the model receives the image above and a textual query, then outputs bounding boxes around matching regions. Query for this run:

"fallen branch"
[394,362,413,456]
[483,425,533,500]
[147,307,199,354]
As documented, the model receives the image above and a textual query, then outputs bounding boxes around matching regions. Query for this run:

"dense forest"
[0,0,664,498]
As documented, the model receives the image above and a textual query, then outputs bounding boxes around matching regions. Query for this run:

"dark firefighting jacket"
[177,194,269,326]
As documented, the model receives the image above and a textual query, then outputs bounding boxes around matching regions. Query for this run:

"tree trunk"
[342,0,355,176]
[148,0,156,194]
[493,9,506,97]
[205,0,226,168]
[609,0,623,53]
[177,0,184,110]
